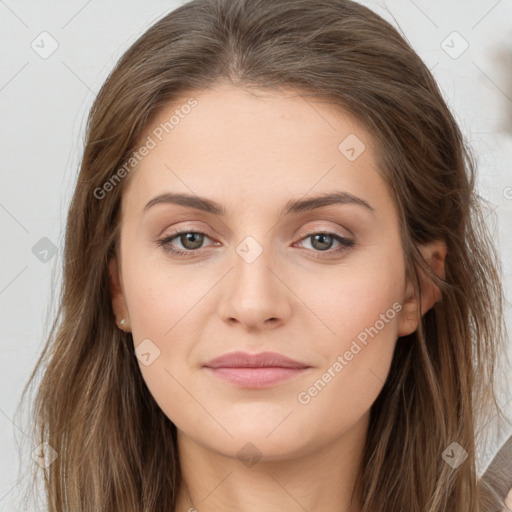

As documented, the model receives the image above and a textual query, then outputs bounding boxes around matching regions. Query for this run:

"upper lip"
[203,351,310,369]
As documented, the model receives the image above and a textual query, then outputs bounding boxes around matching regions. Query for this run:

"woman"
[19,0,511,510]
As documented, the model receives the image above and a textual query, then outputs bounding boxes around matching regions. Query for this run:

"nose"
[216,239,293,331]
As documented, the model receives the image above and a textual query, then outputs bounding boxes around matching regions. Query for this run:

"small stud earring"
[118,318,126,329]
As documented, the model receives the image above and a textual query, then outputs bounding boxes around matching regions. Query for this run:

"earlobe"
[397,239,447,338]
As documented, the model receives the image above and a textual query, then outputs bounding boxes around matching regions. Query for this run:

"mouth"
[202,351,312,388]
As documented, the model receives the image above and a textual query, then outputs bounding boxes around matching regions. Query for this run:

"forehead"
[122,83,391,219]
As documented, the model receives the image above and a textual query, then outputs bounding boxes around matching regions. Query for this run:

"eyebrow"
[143,191,375,217]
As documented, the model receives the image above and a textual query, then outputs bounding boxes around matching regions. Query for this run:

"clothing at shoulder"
[479,434,512,512]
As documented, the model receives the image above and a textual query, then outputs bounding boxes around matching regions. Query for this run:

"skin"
[109,82,446,512]
[505,488,512,511]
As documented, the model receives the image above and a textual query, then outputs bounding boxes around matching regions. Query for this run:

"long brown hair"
[16,0,510,510]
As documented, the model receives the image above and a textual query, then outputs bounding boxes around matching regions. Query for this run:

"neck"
[174,412,368,512]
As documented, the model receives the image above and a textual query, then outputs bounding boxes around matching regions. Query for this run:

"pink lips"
[203,351,311,388]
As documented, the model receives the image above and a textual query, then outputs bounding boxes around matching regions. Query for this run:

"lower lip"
[204,367,310,388]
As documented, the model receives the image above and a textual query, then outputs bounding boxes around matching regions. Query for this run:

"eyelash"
[156,229,355,258]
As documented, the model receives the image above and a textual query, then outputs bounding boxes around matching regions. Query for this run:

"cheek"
[123,256,203,340]
[291,251,404,346]
[290,251,403,423]
[122,264,207,430]
[294,296,400,446]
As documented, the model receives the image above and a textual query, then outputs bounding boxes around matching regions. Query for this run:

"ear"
[397,239,447,337]
[109,256,130,329]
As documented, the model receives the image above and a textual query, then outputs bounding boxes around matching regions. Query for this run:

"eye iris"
[311,233,333,251]
[181,232,204,250]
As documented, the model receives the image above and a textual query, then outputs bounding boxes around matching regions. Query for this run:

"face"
[109,83,435,462]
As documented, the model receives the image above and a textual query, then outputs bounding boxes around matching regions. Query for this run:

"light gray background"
[1,1,511,510]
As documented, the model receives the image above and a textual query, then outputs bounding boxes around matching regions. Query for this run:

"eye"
[295,232,355,257]
[156,230,216,257]
[156,229,355,259]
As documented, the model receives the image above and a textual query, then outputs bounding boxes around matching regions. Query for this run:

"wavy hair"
[17,0,510,510]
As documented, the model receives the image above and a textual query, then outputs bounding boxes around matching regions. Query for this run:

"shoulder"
[479,434,512,512]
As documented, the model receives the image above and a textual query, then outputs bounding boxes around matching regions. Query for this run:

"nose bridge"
[217,230,293,327]
[232,233,277,296]
[228,206,278,282]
